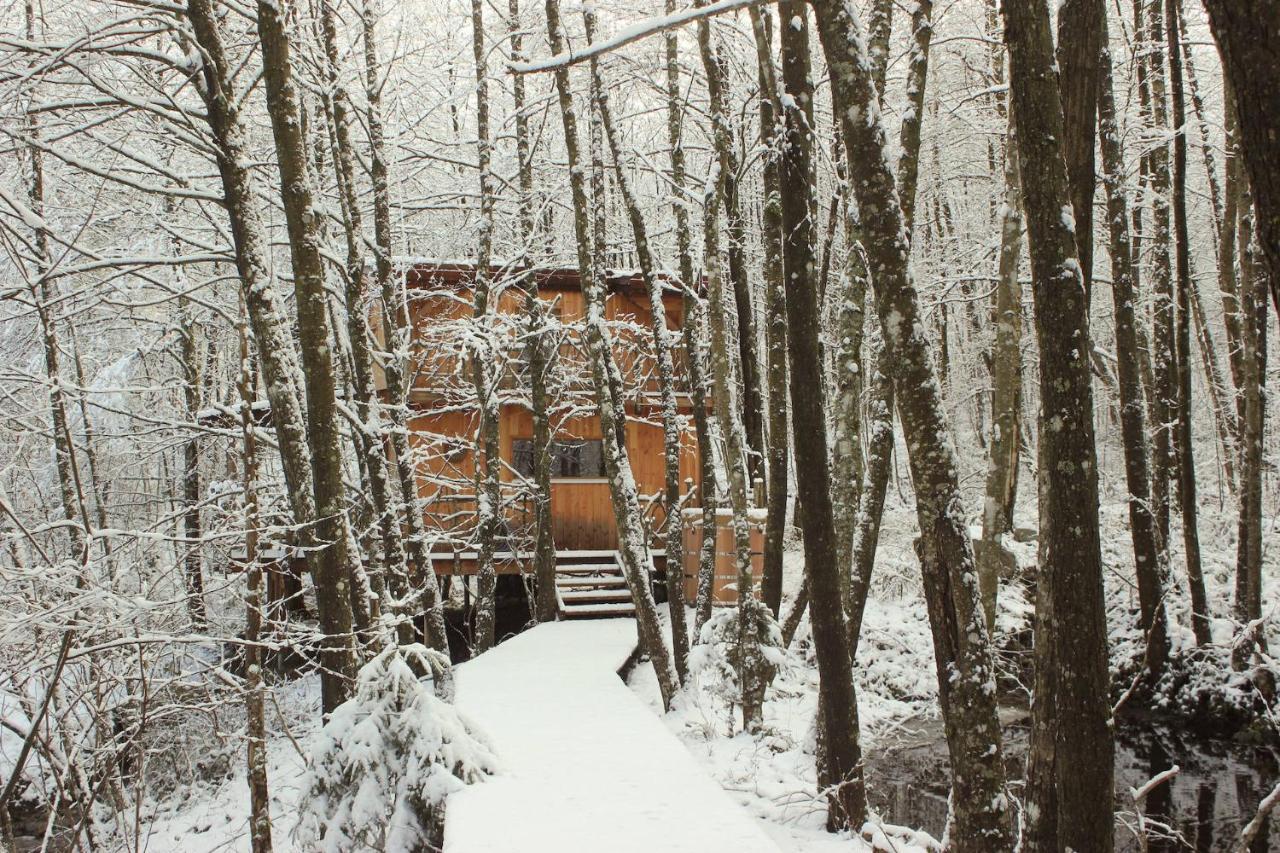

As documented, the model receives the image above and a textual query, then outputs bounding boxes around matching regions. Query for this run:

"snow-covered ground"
[120,491,1274,852]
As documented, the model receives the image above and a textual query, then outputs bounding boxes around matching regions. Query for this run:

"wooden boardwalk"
[444,619,782,853]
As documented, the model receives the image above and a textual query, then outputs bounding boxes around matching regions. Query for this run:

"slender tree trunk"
[753,9,788,620]
[1172,6,1238,491]
[845,334,891,657]
[813,5,1012,846]
[866,0,894,102]
[179,309,207,631]
[1145,0,1178,566]
[839,0,896,657]
[185,0,317,562]
[693,5,764,490]
[1232,176,1267,669]
[1099,18,1171,678]
[543,0,679,709]
[896,0,933,231]
[586,8,690,682]
[469,0,502,655]
[319,0,409,642]
[1166,0,1211,647]
[693,0,769,733]
[1219,84,1247,415]
[361,0,450,654]
[508,0,558,625]
[778,3,866,828]
[978,110,1023,633]
[255,0,358,711]
[237,303,273,853]
[1003,2,1114,851]
[664,0,719,642]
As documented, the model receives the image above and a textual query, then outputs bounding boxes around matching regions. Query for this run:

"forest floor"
[121,489,1276,852]
[628,488,1280,852]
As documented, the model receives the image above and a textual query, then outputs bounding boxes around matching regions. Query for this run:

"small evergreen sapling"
[688,600,785,730]
[295,645,497,852]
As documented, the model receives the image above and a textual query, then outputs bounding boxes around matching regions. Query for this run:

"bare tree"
[1166,0,1210,647]
[812,1,1012,846]
[469,0,502,654]
[977,108,1023,632]
[507,0,558,626]
[236,302,273,853]
[542,0,680,709]
[692,1,770,731]
[1098,13,1171,678]
[1002,0,1113,849]
[361,0,451,654]
[774,1,867,829]
[662,0,719,640]
[255,0,360,710]
[1202,0,1280,310]
[585,7,690,681]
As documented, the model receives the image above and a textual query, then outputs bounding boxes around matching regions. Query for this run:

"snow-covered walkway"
[445,619,783,853]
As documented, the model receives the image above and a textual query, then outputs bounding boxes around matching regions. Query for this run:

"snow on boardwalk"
[445,619,783,853]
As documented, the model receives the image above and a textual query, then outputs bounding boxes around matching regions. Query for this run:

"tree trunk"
[693,0,769,733]
[255,0,358,712]
[237,303,273,853]
[469,0,502,655]
[361,0,451,654]
[978,110,1023,633]
[1145,0,1178,566]
[179,309,207,631]
[543,0,679,710]
[1166,0,1211,647]
[696,9,764,490]
[508,0,558,626]
[845,334,892,657]
[866,0,894,102]
[1056,0,1103,300]
[1098,17,1171,679]
[1232,174,1268,669]
[1002,2,1114,850]
[661,0,719,642]
[778,2,866,828]
[753,10,788,621]
[813,4,1012,846]
[1202,0,1280,313]
[319,0,412,643]
[587,7,690,681]
[185,0,317,567]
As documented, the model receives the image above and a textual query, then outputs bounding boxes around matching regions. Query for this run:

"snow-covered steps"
[554,550,635,619]
[446,620,782,853]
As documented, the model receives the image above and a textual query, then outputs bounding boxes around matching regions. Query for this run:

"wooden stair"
[555,551,635,619]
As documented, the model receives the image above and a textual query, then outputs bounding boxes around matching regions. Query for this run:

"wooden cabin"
[378,261,705,585]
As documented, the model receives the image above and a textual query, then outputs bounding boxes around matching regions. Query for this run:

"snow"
[445,619,782,853]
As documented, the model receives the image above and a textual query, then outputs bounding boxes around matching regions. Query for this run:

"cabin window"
[512,439,606,479]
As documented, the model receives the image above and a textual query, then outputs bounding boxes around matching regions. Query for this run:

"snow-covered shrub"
[294,645,498,852]
[688,600,787,720]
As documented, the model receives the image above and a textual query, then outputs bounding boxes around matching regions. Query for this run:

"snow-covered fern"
[294,645,498,852]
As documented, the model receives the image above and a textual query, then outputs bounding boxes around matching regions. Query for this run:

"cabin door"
[513,437,617,551]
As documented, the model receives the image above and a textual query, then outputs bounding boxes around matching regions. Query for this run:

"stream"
[865,711,1278,850]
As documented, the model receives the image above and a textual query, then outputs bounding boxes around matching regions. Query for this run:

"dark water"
[865,712,1279,851]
